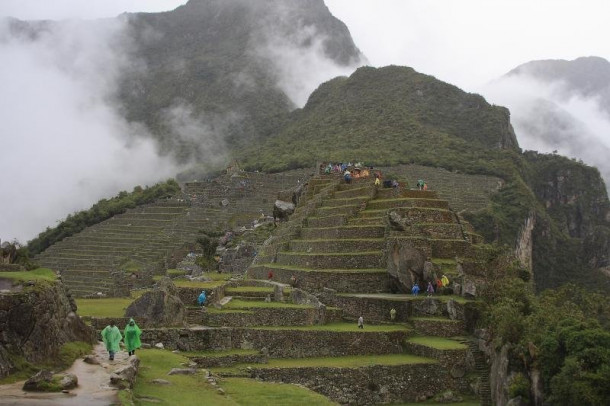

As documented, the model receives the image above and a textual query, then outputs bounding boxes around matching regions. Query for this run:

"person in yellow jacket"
[441,274,450,287]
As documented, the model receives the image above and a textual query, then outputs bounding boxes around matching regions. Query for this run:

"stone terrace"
[35,169,311,297]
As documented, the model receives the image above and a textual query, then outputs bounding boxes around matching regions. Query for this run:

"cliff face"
[524,151,610,290]
[0,279,94,378]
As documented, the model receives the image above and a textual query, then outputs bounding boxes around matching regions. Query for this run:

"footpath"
[0,342,126,406]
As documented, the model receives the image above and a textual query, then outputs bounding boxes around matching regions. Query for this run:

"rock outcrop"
[125,278,185,327]
[0,279,95,378]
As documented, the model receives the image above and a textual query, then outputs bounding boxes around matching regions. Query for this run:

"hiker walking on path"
[411,283,420,296]
[358,315,364,329]
[436,277,443,292]
[101,321,122,361]
[390,308,396,321]
[124,318,142,357]
[197,290,207,307]
[441,274,450,287]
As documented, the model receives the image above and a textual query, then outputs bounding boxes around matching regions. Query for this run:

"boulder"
[23,370,53,391]
[387,240,426,293]
[462,279,477,298]
[83,354,99,365]
[125,278,185,327]
[446,299,458,320]
[168,368,197,375]
[59,373,78,390]
[151,379,171,385]
[110,356,140,389]
[273,200,295,223]
[414,298,439,316]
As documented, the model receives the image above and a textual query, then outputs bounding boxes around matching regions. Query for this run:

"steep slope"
[238,65,519,173]
[486,56,610,189]
[119,0,365,161]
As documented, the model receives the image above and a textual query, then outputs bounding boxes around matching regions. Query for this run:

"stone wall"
[139,327,409,357]
[0,280,95,378]
[248,265,389,293]
[323,292,467,323]
[250,363,464,405]
[176,285,225,307]
[202,307,342,327]
[189,353,267,368]
[411,319,465,337]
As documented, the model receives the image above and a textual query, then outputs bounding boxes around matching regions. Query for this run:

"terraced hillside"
[36,169,311,297]
[237,175,492,404]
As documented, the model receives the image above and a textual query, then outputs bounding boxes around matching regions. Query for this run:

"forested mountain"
[119,0,365,162]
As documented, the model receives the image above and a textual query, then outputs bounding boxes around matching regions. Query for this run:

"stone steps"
[300,225,385,240]
[289,238,385,253]
[367,198,449,210]
[276,251,385,269]
[305,215,347,228]
[248,264,389,293]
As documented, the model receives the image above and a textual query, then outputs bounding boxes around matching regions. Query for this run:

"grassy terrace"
[132,350,335,406]
[252,322,409,332]
[225,286,274,293]
[337,293,470,304]
[0,268,57,282]
[75,291,147,318]
[406,336,468,350]
[256,264,386,273]
[222,299,313,310]
[278,251,383,256]
[211,353,435,374]
[183,349,259,358]
[172,280,227,289]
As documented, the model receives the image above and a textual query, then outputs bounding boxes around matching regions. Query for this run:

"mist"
[0,18,182,243]
[483,75,610,189]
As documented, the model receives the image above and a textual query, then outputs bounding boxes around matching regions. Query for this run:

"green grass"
[219,377,337,406]
[211,353,435,374]
[173,280,226,289]
[254,322,409,332]
[75,297,135,318]
[223,300,312,310]
[255,264,386,273]
[406,337,468,350]
[132,350,339,405]
[410,316,460,323]
[183,349,259,358]
[132,349,234,406]
[225,287,274,293]
[202,272,233,281]
[0,268,57,282]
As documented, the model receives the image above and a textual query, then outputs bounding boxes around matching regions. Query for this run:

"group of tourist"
[101,319,142,360]
[412,275,450,296]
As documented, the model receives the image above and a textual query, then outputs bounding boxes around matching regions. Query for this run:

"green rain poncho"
[101,324,122,353]
[123,318,142,352]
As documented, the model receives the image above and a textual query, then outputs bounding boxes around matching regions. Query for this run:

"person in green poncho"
[101,320,122,361]
[124,318,142,356]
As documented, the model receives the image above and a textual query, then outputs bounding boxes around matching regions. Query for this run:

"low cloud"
[483,75,610,190]
[0,18,182,243]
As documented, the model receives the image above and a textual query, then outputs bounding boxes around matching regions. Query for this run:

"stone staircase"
[202,175,491,404]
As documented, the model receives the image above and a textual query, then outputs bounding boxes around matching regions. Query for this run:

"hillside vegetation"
[27,180,180,255]
[238,66,519,174]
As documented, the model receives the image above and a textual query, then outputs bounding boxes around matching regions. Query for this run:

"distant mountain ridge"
[119,0,365,161]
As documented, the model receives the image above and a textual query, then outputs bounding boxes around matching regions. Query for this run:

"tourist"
[411,283,420,296]
[441,274,450,287]
[290,274,298,287]
[101,321,122,361]
[390,308,396,321]
[357,315,364,329]
[426,281,434,296]
[197,290,207,307]
[124,318,142,357]
[436,277,443,292]
[267,270,274,280]
[344,169,352,184]
[417,179,425,190]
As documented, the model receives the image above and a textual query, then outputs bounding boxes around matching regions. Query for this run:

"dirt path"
[0,342,130,406]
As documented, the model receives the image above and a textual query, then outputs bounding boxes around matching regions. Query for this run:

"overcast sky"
[2,0,609,92]
[2,0,609,243]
